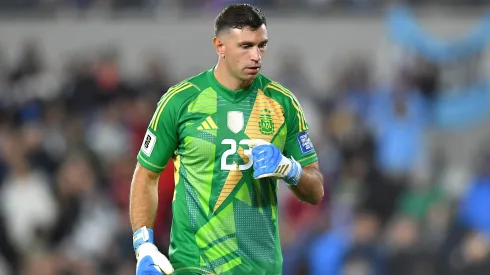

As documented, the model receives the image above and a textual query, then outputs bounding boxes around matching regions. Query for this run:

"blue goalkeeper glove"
[246,139,302,185]
[133,226,174,275]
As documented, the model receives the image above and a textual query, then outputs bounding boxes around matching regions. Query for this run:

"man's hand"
[134,227,174,275]
[246,139,302,185]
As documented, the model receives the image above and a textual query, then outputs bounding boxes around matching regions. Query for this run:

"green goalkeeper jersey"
[137,69,318,275]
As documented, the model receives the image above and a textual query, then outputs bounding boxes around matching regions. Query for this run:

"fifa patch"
[297,131,313,154]
[141,130,156,157]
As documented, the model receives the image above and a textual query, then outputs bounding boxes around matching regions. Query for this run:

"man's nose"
[250,47,261,62]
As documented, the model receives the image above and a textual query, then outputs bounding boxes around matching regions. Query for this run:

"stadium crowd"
[1,6,490,275]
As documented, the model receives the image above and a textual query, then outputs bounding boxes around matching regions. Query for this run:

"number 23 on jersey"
[220,139,252,171]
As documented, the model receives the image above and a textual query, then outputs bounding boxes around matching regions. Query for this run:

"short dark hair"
[214,4,266,36]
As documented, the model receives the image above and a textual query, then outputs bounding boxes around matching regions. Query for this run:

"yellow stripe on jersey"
[265,82,307,132]
[265,85,301,130]
[201,121,211,130]
[186,82,202,93]
[206,116,218,129]
[152,82,194,131]
[150,81,188,129]
[270,82,307,131]
[152,82,191,130]
[173,155,181,202]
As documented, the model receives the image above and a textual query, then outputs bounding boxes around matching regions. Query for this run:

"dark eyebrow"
[238,41,254,47]
[238,39,269,46]
[259,39,269,45]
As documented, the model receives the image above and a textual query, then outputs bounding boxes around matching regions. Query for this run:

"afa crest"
[259,109,274,135]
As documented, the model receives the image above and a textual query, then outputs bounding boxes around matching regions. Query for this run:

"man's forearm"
[129,164,160,232]
[288,166,324,205]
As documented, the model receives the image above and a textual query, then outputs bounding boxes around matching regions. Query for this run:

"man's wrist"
[133,226,154,252]
[284,157,302,186]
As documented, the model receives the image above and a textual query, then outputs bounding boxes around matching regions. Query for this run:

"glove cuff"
[133,226,154,252]
[135,242,157,261]
[284,157,302,186]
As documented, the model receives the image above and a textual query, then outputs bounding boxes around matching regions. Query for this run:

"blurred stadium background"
[1,0,490,274]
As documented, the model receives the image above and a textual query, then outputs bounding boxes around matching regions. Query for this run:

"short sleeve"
[137,94,179,173]
[282,95,318,167]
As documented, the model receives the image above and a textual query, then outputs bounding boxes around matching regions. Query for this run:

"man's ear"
[213,37,225,58]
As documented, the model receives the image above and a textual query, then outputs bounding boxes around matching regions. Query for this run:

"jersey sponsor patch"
[141,130,156,157]
[297,131,313,154]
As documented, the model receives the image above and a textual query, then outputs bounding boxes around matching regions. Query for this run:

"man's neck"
[214,62,252,91]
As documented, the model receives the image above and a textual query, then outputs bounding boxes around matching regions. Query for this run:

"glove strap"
[284,157,302,186]
[133,226,154,252]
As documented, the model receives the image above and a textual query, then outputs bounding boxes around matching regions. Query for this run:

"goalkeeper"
[129,3,324,275]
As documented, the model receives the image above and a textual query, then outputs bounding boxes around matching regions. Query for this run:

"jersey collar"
[207,68,256,103]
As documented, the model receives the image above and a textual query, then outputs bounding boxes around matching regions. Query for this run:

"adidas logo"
[197,116,218,130]
[274,164,289,174]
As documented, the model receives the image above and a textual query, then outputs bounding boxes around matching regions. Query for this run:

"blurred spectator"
[51,151,119,264]
[22,122,60,176]
[368,68,428,176]
[60,56,98,115]
[309,209,381,275]
[0,129,57,255]
[0,211,19,275]
[384,215,434,275]
[410,56,440,103]
[10,38,44,83]
[93,49,123,104]
[458,149,490,238]
[138,52,172,102]
[41,100,68,164]
[331,56,374,120]
[86,101,130,165]
[19,253,58,275]
[275,48,317,99]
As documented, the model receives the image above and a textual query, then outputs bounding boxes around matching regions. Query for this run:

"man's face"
[219,25,268,82]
